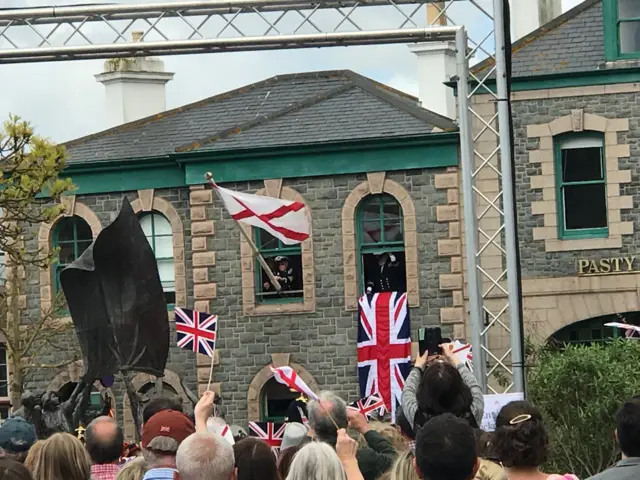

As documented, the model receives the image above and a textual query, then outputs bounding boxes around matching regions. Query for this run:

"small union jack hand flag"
[175,307,217,357]
[348,393,387,421]
[248,422,286,456]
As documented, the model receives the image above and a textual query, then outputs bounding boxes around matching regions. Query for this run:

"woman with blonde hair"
[116,458,148,480]
[32,433,91,480]
[23,440,45,473]
[387,450,419,480]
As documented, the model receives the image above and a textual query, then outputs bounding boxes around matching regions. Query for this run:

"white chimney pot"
[409,41,457,119]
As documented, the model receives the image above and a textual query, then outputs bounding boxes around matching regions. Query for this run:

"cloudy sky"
[1,0,586,143]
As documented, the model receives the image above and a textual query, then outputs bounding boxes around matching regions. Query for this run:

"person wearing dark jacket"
[307,391,397,480]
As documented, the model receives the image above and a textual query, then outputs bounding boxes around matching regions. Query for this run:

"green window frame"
[604,0,640,61]
[356,194,405,294]
[139,212,175,308]
[554,133,609,240]
[254,229,303,304]
[52,216,93,296]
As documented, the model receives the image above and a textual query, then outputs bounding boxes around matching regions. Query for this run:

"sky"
[0,0,587,143]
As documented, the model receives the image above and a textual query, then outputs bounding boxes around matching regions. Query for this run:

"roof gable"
[65,70,456,163]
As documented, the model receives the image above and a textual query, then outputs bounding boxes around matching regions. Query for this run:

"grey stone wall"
[512,93,640,278]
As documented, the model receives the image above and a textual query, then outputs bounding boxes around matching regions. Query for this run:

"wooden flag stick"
[318,401,340,430]
[206,353,216,392]
[205,172,282,292]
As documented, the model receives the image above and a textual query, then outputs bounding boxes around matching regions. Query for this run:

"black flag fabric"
[60,198,170,381]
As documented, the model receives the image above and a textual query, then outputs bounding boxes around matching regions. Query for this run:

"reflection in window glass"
[619,0,640,19]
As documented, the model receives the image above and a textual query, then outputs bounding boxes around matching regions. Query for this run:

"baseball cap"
[0,416,36,453]
[141,410,195,449]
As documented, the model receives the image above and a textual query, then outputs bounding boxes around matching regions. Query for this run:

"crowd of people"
[0,343,637,480]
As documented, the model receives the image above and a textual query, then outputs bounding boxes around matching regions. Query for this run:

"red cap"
[141,410,195,449]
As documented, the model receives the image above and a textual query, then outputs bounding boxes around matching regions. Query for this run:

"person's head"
[233,437,278,480]
[23,440,44,472]
[34,433,91,480]
[417,362,473,425]
[141,410,195,469]
[285,441,347,480]
[389,450,420,480]
[415,413,478,480]
[0,416,37,463]
[369,421,408,452]
[142,396,184,424]
[493,401,548,469]
[277,446,300,480]
[395,407,415,441]
[307,391,348,444]
[0,458,33,480]
[85,416,124,465]
[116,458,148,480]
[615,397,640,458]
[275,256,289,272]
[176,432,235,480]
[280,423,309,451]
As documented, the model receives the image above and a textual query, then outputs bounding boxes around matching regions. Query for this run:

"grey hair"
[307,391,348,444]
[176,432,235,480]
[285,442,348,480]
[142,437,179,468]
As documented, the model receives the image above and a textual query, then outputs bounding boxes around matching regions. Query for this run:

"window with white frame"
[139,213,175,306]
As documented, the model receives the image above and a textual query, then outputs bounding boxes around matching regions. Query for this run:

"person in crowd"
[277,446,300,480]
[402,343,483,431]
[414,413,479,480]
[32,432,92,480]
[116,458,148,480]
[386,450,419,480]
[85,416,124,480]
[393,408,415,450]
[0,458,33,480]
[140,409,195,480]
[492,401,577,480]
[587,397,640,480]
[368,421,408,453]
[473,430,506,480]
[307,391,396,480]
[142,397,184,425]
[0,416,37,463]
[280,423,309,451]
[286,429,363,480]
[175,432,235,480]
[23,440,44,473]
[233,437,278,480]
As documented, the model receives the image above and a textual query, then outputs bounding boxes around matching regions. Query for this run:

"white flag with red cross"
[270,366,318,401]
[214,185,310,245]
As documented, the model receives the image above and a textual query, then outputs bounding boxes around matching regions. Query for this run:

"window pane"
[619,21,640,54]
[361,221,383,243]
[564,184,607,230]
[154,236,173,258]
[361,199,382,221]
[257,253,303,302]
[561,147,603,182]
[58,243,76,265]
[56,219,76,242]
[259,230,279,250]
[77,241,92,258]
[383,224,404,243]
[619,0,640,19]
[153,215,172,235]
[157,259,175,284]
[75,219,93,241]
[139,215,153,236]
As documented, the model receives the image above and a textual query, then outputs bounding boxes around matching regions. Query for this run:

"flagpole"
[205,172,282,292]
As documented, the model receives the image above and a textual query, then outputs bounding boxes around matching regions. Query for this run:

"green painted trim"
[553,132,609,240]
[603,0,640,61]
[52,217,93,295]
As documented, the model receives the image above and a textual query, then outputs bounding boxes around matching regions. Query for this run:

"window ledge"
[544,236,622,253]
[245,301,315,317]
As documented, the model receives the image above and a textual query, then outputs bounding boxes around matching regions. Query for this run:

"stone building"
[12,69,461,437]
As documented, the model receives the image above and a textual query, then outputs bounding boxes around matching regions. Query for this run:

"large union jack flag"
[248,422,286,456]
[175,307,217,357]
[357,292,411,422]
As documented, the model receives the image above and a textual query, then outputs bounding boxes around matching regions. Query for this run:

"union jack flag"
[357,292,411,423]
[248,422,286,456]
[348,393,387,420]
[175,307,217,357]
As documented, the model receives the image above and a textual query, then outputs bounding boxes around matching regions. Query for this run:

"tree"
[527,339,640,478]
[0,114,78,409]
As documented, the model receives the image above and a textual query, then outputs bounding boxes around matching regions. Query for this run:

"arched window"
[260,377,299,422]
[139,213,175,306]
[549,313,638,346]
[356,194,406,294]
[53,216,93,294]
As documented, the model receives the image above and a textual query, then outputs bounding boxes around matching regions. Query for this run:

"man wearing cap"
[263,256,295,293]
[0,416,37,463]
[141,410,195,480]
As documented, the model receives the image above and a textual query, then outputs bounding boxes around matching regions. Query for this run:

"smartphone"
[419,327,443,356]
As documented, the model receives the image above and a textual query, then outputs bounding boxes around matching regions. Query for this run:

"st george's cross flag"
[348,393,387,421]
[248,422,286,456]
[174,307,217,357]
[357,292,411,422]
[214,185,309,245]
[605,322,640,338]
[452,341,474,371]
[271,366,319,401]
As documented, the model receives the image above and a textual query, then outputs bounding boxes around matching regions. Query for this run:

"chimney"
[511,0,563,41]
[95,31,175,128]
[408,2,456,119]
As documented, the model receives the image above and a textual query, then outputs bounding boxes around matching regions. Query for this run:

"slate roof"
[65,70,457,164]
[473,0,605,78]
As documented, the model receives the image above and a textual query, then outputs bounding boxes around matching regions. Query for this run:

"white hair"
[307,391,348,444]
[285,442,348,480]
[176,433,235,480]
